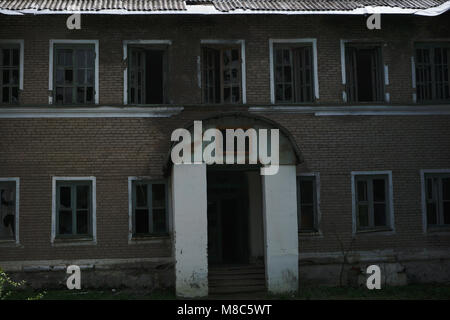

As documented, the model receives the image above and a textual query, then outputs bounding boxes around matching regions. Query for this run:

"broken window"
[56,181,92,237]
[297,175,318,232]
[354,174,390,231]
[345,44,384,103]
[0,181,16,241]
[128,46,168,104]
[132,181,168,236]
[202,46,241,104]
[0,45,20,104]
[274,45,314,103]
[415,43,450,102]
[54,44,95,104]
[424,174,450,228]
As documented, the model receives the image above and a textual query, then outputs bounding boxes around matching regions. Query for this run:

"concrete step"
[209,285,266,295]
[208,264,266,296]
[209,278,265,287]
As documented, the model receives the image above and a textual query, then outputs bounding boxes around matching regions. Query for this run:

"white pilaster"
[172,163,208,297]
[262,165,299,293]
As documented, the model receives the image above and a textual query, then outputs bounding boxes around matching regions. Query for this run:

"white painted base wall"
[262,165,299,293]
[172,163,208,297]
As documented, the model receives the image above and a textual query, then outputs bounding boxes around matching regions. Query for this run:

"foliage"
[0,268,44,300]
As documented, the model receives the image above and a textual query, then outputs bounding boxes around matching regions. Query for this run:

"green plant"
[0,268,25,300]
[0,268,44,300]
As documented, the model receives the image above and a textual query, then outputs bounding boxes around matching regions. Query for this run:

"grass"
[273,284,450,300]
[3,284,450,300]
[4,288,176,300]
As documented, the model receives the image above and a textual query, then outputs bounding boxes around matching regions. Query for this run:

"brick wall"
[0,13,449,105]
[0,13,449,264]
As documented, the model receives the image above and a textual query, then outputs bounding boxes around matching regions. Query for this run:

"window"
[202,45,242,104]
[132,180,168,236]
[345,43,384,103]
[353,173,393,232]
[0,179,18,242]
[415,43,450,102]
[424,173,450,228]
[273,45,314,103]
[55,180,94,238]
[127,45,168,104]
[53,43,96,104]
[0,44,20,104]
[297,175,319,232]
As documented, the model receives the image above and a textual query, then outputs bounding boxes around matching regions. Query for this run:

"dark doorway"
[207,169,249,265]
[145,50,164,104]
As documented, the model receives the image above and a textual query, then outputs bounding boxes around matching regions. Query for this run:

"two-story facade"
[0,0,450,297]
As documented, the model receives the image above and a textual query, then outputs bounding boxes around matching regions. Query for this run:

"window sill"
[298,231,322,238]
[0,239,21,247]
[426,226,450,234]
[52,237,96,247]
[354,228,394,236]
[128,234,171,245]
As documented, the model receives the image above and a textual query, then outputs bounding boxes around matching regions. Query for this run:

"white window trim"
[122,40,173,105]
[0,40,24,91]
[128,176,172,244]
[351,170,395,235]
[51,176,97,245]
[269,38,319,104]
[0,177,20,245]
[411,56,417,103]
[200,39,247,104]
[297,172,322,236]
[340,40,389,103]
[420,169,450,233]
[48,39,99,105]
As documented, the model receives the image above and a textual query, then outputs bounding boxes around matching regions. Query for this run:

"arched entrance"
[167,113,302,297]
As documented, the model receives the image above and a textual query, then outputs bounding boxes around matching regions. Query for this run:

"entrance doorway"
[207,168,249,265]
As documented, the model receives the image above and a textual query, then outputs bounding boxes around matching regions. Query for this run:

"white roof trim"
[1,3,450,16]
[0,106,184,118]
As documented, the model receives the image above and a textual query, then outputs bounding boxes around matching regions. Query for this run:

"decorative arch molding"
[164,112,303,174]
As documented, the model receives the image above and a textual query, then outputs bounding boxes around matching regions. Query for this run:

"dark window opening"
[274,45,314,103]
[132,181,168,236]
[297,175,318,232]
[202,46,241,104]
[345,44,384,103]
[0,181,16,240]
[425,174,450,228]
[128,47,167,104]
[354,175,390,232]
[0,45,20,104]
[54,44,95,105]
[415,44,450,102]
[56,181,92,238]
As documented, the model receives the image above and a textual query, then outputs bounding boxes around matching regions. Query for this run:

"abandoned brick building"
[0,0,449,297]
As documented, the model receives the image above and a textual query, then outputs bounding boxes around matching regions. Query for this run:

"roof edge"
[1,2,450,17]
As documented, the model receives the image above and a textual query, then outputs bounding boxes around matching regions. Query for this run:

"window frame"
[128,177,169,241]
[341,41,386,103]
[414,42,450,103]
[0,177,20,245]
[51,177,97,245]
[269,39,319,104]
[351,171,394,234]
[420,169,450,232]
[296,173,321,234]
[49,40,99,105]
[200,39,246,105]
[122,40,172,105]
[0,40,24,105]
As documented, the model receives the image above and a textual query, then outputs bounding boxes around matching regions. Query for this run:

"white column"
[172,163,208,297]
[262,165,299,294]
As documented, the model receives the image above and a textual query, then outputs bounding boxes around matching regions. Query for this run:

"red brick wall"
[0,13,449,105]
[0,13,449,263]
